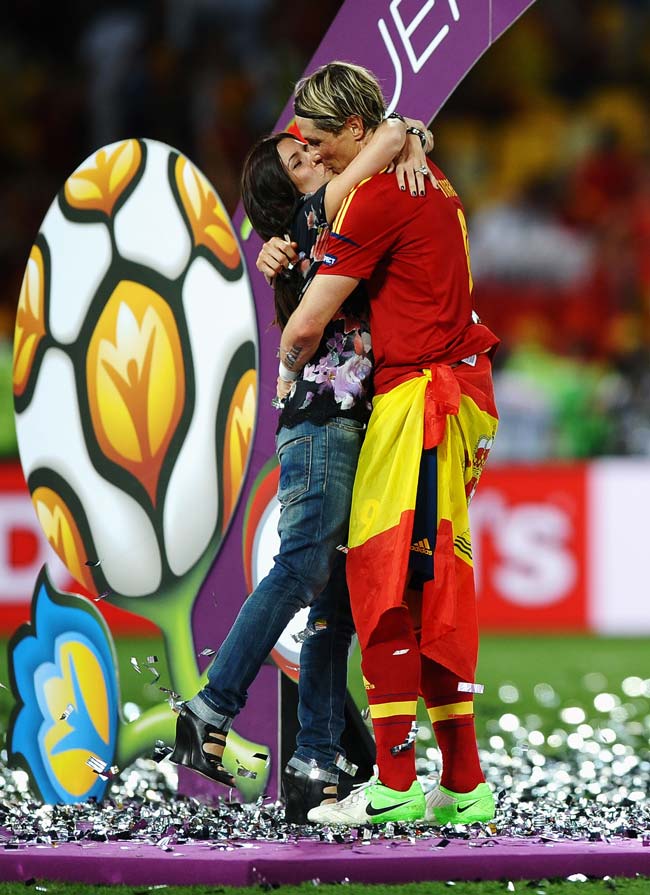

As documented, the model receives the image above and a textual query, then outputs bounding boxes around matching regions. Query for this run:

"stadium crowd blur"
[1,0,648,461]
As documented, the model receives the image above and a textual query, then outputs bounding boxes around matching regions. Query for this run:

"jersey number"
[457,209,474,294]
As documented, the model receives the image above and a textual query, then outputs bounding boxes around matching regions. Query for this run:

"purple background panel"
[271,0,537,129]
[1,837,649,887]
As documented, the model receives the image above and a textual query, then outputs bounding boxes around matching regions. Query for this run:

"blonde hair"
[294,61,386,133]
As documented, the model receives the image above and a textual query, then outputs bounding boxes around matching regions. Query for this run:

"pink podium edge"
[1,837,649,887]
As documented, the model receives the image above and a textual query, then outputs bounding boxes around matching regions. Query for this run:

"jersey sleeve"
[318,178,393,280]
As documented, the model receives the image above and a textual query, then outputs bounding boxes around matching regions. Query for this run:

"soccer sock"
[361,606,420,792]
[421,655,485,793]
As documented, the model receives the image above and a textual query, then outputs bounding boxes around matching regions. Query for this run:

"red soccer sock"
[432,715,484,792]
[421,656,485,793]
[361,607,420,792]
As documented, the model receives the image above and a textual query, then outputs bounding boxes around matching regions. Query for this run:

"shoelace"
[343,777,378,806]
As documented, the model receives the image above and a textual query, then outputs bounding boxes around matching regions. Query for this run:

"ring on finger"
[416,165,429,174]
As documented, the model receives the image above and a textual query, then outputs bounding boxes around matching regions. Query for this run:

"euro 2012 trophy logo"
[10,138,269,804]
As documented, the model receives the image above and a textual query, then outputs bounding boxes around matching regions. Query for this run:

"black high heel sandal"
[282,764,338,824]
[169,704,235,787]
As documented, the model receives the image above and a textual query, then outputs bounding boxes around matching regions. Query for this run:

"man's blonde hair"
[294,61,386,133]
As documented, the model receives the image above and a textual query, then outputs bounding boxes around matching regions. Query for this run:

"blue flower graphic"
[8,567,119,804]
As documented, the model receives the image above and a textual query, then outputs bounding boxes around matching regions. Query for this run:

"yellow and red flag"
[346,356,498,682]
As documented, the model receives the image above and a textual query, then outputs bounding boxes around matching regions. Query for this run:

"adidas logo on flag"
[410,537,432,556]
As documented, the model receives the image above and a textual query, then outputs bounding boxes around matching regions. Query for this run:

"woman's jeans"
[188,417,363,773]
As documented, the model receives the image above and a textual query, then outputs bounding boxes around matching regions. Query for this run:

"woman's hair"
[240,132,306,330]
[294,61,386,134]
[241,132,300,241]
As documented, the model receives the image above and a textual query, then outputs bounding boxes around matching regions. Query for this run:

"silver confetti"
[390,721,419,756]
[0,664,647,851]
[153,741,173,763]
[199,648,216,657]
[334,754,358,776]
[159,687,183,711]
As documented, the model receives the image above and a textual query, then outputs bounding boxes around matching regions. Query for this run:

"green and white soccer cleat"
[307,778,426,826]
[424,782,495,824]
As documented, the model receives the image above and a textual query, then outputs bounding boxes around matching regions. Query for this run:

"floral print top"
[279,185,373,430]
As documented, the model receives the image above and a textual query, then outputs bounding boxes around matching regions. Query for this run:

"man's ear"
[345,114,365,140]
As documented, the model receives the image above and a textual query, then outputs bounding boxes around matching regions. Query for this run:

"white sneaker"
[307,778,425,826]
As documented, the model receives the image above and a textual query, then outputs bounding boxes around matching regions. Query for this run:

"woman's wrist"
[278,360,299,382]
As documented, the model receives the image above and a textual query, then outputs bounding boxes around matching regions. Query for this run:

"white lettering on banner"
[0,494,69,601]
[471,490,577,607]
[379,0,461,112]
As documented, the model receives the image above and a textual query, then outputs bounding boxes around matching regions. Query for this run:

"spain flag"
[346,356,498,682]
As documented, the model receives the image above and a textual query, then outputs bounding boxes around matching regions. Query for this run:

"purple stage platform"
[1,836,649,887]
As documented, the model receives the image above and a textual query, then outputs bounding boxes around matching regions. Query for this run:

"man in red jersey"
[271,62,500,826]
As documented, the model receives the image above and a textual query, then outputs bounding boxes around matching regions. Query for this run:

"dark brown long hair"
[241,133,306,330]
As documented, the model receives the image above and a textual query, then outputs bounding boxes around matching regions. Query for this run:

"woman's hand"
[276,376,294,400]
[387,117,437,196]
[256,237,299,284]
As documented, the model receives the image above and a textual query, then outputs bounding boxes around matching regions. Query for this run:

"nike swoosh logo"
[366,799,415,817]
[456,800,479,813]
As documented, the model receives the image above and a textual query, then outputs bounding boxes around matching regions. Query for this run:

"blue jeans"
[188,417,363,774]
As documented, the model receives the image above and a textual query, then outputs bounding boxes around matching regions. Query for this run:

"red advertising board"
[0,461,156,635]
[0,458,614,637]
[472,463,588,631]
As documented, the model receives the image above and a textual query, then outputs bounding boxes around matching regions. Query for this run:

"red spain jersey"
[317,162,499,394]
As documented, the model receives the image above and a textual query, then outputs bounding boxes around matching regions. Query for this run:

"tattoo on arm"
[284,345,303,369]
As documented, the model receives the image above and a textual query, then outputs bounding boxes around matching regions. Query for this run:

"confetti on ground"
[0,681,649,847]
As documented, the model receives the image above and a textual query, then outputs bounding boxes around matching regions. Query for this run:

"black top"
[278,185,373,430]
